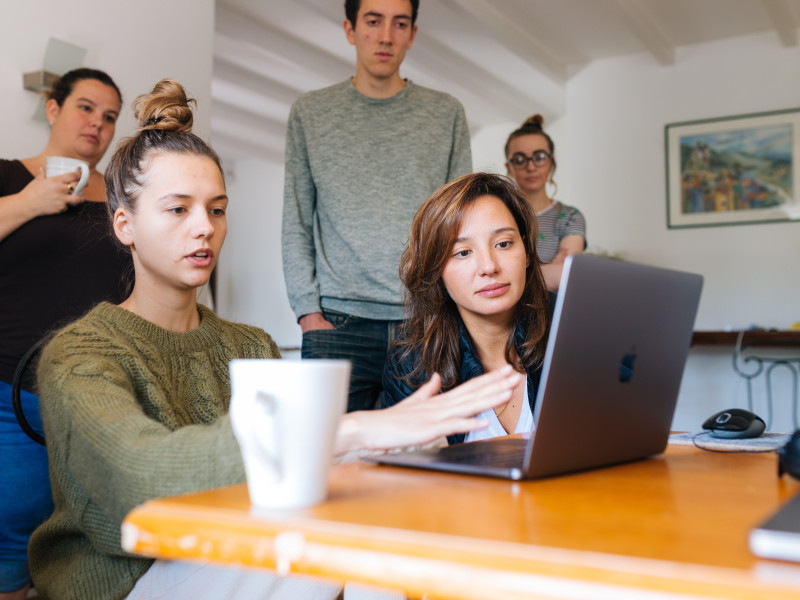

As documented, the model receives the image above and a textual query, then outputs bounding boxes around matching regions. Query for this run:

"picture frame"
[665,108,800,229]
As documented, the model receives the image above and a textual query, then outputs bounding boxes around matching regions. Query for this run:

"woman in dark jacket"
[383,172,552,444]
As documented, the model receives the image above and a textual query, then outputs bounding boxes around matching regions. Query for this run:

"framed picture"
[665,108,800,228]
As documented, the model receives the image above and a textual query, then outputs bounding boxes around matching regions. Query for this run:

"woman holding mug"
[383,172,552,444]
[0,68,131,600]
[505,114,586,291]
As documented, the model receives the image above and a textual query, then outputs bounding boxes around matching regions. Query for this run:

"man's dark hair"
[345,0,419,29]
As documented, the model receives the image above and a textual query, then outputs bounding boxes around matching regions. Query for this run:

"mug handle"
[254,391,282,481]
[72,163,90,195]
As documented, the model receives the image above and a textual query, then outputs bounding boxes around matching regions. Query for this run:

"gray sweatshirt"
[282,79,472,321]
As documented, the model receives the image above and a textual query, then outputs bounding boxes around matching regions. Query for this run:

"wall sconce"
[23,37,86,121]
[23,71,60,93]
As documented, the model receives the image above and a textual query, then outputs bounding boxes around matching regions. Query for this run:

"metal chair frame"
[11,338,48,446]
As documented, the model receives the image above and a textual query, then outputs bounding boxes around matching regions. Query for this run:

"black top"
[0,159,133,389]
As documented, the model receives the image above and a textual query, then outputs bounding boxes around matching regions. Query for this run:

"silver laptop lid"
[524,254,703,478]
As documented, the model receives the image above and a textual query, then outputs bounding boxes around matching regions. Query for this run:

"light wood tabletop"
[123,444,800,600]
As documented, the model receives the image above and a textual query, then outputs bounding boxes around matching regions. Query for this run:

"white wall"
[561,32,800,432]
[563,32,800,330]
[216,30,800,432]
[1,0,215,164]
[216,158,302,349]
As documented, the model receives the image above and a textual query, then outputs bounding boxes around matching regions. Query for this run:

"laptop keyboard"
[437,437,528,468]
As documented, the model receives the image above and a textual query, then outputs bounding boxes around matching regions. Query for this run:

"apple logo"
[619,348,637,383]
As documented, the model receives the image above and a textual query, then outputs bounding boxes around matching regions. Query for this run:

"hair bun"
[522,114,544,129]
[134,78,195,134]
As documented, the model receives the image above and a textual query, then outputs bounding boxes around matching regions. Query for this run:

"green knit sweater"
[28,302,280,600]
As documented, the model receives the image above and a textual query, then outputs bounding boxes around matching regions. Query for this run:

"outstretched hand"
[334,366,522,456]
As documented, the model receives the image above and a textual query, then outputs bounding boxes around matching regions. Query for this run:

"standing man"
[282,0,472,412]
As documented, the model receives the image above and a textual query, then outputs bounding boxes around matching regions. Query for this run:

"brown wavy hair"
[395,172,549,391]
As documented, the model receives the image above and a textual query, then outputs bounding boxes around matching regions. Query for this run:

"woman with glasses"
[505,114,585,291]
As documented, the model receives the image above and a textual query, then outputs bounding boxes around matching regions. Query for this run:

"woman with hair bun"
[0,67,130,600]
[28,79,520,599]
[505,114,586,291]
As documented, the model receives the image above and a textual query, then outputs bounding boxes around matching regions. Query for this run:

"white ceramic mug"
[229,358,351,510]
[45,156,90,196]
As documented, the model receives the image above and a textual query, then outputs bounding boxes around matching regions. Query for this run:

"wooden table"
[123,445,800,600]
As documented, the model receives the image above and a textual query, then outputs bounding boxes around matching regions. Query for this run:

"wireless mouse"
[702,408,765,439]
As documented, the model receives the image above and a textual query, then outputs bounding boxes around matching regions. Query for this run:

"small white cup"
[45,156,90,196]
[229,359,350,510]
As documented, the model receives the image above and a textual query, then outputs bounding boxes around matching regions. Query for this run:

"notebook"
[371,254,704,480]
[750,492,800,562]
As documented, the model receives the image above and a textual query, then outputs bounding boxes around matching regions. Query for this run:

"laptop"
[371,254,704,480]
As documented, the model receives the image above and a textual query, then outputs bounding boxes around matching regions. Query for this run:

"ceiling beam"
[610,0,675,66]
[211,130,284,165]
[212,99,287,140]
[213,56,302,107]
[762,0,799,46]
[210,106,286,157]
[446,0,569,84]
[410,31,560,121]
[215,4,353,81]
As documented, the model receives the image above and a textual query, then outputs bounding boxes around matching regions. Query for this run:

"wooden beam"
[213,56,302,107]
[762,0,799,46]
[215,4,352,82]
[610,0,675,66]
[447,0,569,84]
[410,31,551,120]
[210,130,284,165]
[211,99,286,139]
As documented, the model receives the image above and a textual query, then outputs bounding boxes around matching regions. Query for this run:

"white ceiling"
[210,0,800,164]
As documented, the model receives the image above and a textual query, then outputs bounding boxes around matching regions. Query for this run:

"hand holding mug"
[21,168,86,218]
[45,156,90,196]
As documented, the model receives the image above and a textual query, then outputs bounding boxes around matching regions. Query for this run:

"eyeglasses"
[507,150,552,169]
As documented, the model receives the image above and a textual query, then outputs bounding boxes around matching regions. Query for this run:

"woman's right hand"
[334,366,523,455]
[21,168,86,216]
[0,168,85,242]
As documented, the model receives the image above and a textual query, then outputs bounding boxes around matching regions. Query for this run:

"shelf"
[692,330,800,347]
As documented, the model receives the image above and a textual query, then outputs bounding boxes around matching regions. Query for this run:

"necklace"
[494,400,515,418]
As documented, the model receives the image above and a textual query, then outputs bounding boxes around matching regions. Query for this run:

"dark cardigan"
[382,318,545,445]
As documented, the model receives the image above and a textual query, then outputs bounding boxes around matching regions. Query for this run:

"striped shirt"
[535,200,586,263]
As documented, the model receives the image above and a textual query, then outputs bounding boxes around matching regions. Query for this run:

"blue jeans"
[301,310,400,413]
[0,380,52,592]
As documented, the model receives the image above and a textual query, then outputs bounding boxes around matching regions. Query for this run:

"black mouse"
[702,408,765,439]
